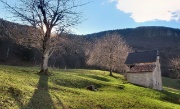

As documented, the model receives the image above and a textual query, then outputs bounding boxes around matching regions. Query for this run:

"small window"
[130,65,135,68]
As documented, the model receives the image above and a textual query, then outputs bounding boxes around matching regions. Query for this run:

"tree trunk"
[109,68,113,76]
[39,51,49,74]
[39,29,51,74]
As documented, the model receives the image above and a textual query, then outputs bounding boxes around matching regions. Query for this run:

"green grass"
[162,77,180,96]
[0,65,180,109]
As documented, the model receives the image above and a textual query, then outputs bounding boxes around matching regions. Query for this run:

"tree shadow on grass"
[54,77,103,89]
[109,75,118,79]
[24,74,56,109]
[160,90,180,104]
[82,75,110,82]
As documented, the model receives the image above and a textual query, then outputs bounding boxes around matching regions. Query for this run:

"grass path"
[0,65,180,109]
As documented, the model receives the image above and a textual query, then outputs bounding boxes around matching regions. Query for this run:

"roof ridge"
[133,49,157,53]
[125,50,158,64]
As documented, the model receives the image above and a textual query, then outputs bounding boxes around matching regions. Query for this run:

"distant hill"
[85,26,180,51]
[1,18,180,77]
[85,27,180,76]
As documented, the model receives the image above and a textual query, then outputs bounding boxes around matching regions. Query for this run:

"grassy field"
[162,77,180,96]
[0,65,180,109]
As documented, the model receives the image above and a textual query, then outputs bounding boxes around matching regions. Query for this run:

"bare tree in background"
[86,33,132,76]
[0,0,86,74]
[169,57,180,79]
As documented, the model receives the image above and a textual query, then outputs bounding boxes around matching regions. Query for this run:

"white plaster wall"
[152,60,162,90]
[126,57,162,90]
[127,72,153,88]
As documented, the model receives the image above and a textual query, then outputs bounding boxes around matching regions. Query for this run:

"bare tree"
[86,33,132,76]
[169,57,180,78]
[0,0,86,74]
[49,34,88,69]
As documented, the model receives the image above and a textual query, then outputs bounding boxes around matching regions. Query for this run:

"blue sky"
[74,0,180,35]
[1,0,180,35]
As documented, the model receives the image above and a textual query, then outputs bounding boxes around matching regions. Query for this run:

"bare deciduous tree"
[86,33,132,76]
[0,0,86,74]
[169,57,180,78]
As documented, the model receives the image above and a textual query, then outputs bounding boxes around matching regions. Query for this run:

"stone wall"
[126,72,153,88]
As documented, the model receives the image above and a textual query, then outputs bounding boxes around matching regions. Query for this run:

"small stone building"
[125,50,162,90]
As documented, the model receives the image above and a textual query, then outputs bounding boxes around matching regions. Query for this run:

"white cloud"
[110,0,180,22]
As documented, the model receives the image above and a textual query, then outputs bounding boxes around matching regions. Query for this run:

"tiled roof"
[128,64,156,73]
[125,50,158,64]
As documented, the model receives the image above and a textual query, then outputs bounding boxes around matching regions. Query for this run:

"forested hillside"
[1,18,180,77]
[0,19,86,68]
[85,27,180,77]
[0,19,41,66]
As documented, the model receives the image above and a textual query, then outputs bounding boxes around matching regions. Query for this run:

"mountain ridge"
[84,26,180,77]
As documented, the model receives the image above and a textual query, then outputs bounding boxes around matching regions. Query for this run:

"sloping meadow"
[0,65,179,109]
